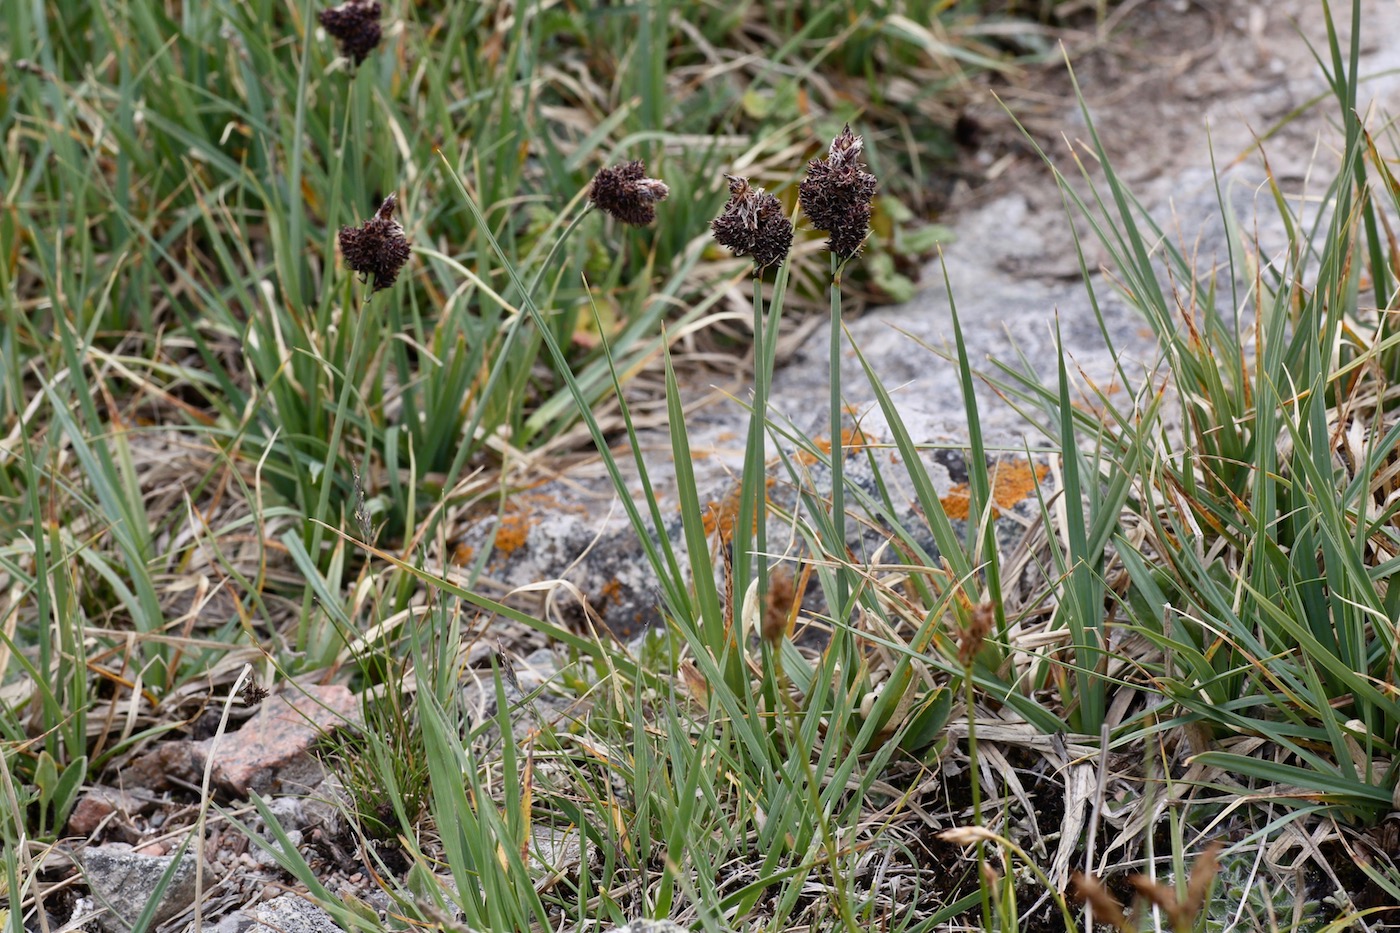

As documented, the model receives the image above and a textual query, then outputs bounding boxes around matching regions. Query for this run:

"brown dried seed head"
[338,194,411,293]
[798,124,878,260]
[711,175,793,270]
[828,124,864,161]
[1070,871,1131,933]
[760,567,798,646]
[319,0,382,65]
[1126,844,1223,933]
[958,601,995,669]
[239,679,269,707]
[1128,876,1182,925]
[587,160,670,226]
[1184,841,1222,918]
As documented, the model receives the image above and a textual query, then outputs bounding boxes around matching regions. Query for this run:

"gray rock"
[299,775,350,839]
[56,895,103,933]
[77,846,198,933]
[460,646,571,741]
[246,895,347,933]
[251,828,303,870]
[262,797,307,831]
[450,400,1049,641]
[601,922,688,933]
[529,823,584,875]
[201,911,254,933]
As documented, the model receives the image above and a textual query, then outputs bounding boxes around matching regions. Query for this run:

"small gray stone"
[246,895,347,933]
[602,921,689,933]
[198,911,254,933]
[251,828,303,870]
[78,846,198,933]
[529,824,583,875]
[299,775,349,839]
[459,650,570,743]
[262,797,306,831]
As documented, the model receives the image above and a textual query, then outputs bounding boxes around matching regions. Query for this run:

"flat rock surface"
[78,846,198,933]
[122,685,359,797]
[203,684,358,796]
[448,0,1400,639]
[245,895,349,933]
[601,922,688,933]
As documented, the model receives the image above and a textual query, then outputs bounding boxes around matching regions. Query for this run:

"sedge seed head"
[587,160,670,226]
[319,0,382,65]
[338,194,411,294]
[710,175,793,270]
[798,124,878,260]
[957,601,995,669]
[1070,872,1131,933]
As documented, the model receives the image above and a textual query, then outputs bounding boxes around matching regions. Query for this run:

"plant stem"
[965,667,991,931]
[829,254,848,628]
[750,267,769,633]
[303,273,375,656]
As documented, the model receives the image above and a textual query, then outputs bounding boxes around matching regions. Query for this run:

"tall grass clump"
[978,3,1400,825]
[894,2,1400,919]
[17,0,1400,930]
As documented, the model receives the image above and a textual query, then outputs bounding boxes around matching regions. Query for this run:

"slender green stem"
[284,0,316,313]
[750,268,768,632]
[965,668,991,931]
[829,254,848,627]
[303,273,375,655]
[528,204,596,300]
[784,662,862,933]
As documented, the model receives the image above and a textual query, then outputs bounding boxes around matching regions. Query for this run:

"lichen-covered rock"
[78,845,198,933]
[436,0,1372,644]
[441,407,1053,640]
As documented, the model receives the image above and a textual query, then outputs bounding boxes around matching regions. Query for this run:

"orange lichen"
[598,577,623,606]
[699,478,777,542]
[843,426,875,449]
[701,499,724,537]
[939,458,1048,520]
[794,440,830,466]
[514,491,587,516]
[494,510,533,555]
[795,428,879,465]
[485,492,592,559]
[939,485,973,520]
[449,540,475,566]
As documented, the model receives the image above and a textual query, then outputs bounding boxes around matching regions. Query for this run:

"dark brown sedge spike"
[338,194,411,294]
[798,124,878,260]
[319,0,382,65]
[711,175,793,270]
[587,160,670,226]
